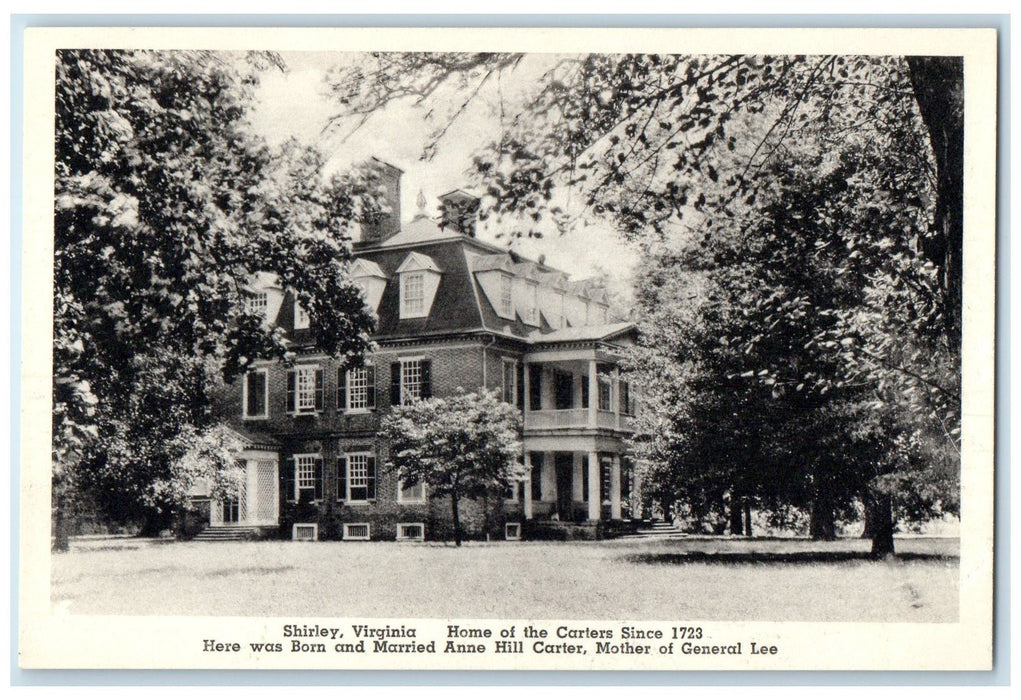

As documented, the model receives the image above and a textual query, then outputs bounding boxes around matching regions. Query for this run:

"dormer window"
[500,274,513,317]
[245,291,267,317]
[396,252,442,319]
[294,301,310,330]
[525,281,539,326]
[403,272,424,316]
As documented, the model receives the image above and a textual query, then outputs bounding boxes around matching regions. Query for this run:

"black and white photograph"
[18,25,997,671]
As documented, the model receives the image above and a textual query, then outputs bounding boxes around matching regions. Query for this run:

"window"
[339,365,375,412]
[529,366,543,411]
[619,380,632,416]
[402,272,424,315]
[530,453,544,502]
[501,360,517,405]
[390,358,431,406]
[294,301,310,329]
[554,292,566,328]
[242,370,268,419]
[598,375,613,412]
[553,370,573,410]
[339,452,377,503]
[505,522,522,541]
[292,523,318,541]
[287,454,323,503]
[397,523,425,541]
[287,366,324,414]
[398,474,426,503]
[343,523,371,541]
[499,274,513,316]
[504,479,518,502]
[245,291,268,316]
[525,281,539,325]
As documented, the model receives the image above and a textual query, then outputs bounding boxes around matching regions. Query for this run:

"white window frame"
[344,451,375,504]
[397,474,426,504]
[401,271,425,317]
[242,368,268,420]
[505,522,522,541]
[504,479,519,503]
[499,273,513,317]
[294,301,310,329]
[400,356,425,406]
[343,523,371,541]
[245,291,268,316]
[525,281,539,325]
[345,365,373,413]
[396,522,426,542]
[598,373,613,412]
[293,365,319,415]
[294,453,320,502]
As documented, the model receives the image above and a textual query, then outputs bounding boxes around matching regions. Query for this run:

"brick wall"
[225,336,527,541]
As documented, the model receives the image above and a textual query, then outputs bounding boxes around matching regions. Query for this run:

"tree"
[380,389,525,546]
[328,52,964,556]
[53,50,379,546]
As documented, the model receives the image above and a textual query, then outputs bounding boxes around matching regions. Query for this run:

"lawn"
[51,536,959,622]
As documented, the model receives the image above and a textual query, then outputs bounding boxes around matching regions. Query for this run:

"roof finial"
[416,189,427,217]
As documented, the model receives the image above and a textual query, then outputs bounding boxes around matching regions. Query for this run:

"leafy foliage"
[380,389,525,545]
[54,50,379,538]
[329,52,963,553]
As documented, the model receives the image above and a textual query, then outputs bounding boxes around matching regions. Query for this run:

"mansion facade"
[193,163,640,541]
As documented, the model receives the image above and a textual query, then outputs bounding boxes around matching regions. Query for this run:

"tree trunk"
[809,496,837,540]
[868,491,896,557]
[743,499,753,538]
[729,498,744,536]
[52,499,72,552]
[860,496,875,539]
[906,56,964,351]
[451,492,463,547]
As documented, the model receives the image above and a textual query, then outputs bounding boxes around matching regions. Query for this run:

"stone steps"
[192,526,259,542]
[616,521,689,540]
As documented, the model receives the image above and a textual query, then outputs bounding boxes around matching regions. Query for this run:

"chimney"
[438,189,480,238]
[361,158,403,244]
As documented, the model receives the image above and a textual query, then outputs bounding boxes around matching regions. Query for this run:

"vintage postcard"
[18,25,997,671]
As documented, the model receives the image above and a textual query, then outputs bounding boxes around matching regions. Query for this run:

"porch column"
[610,454,622,520]
[523,453,533,519]
[523,363,531,417]
[588,359,598,428]
[587,451,600,520]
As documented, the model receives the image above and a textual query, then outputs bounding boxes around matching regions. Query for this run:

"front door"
[555,453,574,520]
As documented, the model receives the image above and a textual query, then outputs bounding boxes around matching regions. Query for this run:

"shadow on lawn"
[623,551,959,566]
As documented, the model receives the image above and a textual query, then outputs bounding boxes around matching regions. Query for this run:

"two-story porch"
[516,323,639,523]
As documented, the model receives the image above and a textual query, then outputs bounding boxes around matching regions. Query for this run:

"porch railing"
[525,408,588,430]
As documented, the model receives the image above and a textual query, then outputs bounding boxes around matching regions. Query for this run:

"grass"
[51,536,959,622]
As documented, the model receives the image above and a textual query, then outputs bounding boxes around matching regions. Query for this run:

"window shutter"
[365,366,376,409]
[337,457,347,502]
[283,457,296,503]
[338,367,347,410]
[390,362,401,406]
[286,371,296,414]
[367,455,377,500]
[244,373,257,416]
[313,456,323,501]
[420,360,432,399]
[315,369,324,411]
[619,380,629,415]
[581,379,589,409]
